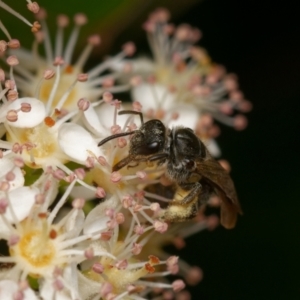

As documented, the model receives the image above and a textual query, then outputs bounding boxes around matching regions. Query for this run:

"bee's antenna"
[118,110,144,125]
[98,131,135,147]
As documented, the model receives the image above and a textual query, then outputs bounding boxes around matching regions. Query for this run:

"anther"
[6,110,18,122]
[95,187,106,198]
[57,14,69,28]
[27,2,40,13]
[7,39,20,49]
[6,55,19,66]
[31,21,41,33]
[77,98,90,111]
[43,69,55,79]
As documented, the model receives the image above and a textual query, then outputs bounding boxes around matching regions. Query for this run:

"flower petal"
[70,186,96,200]
[5,186,39,222]
[62,209,85,239]
[94,103,128,130]
[168,104,199,129]
[0,157,24,190]
[82,105,106,135]
[83,196,118,234]
[132,83,175,111]
[5,97,46,128]
[0,280,38,300]
[204,138,221,157]
[40,279,72,300]
[58,123,102,163]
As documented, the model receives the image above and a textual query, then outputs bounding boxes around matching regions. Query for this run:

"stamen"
[36,8,53,63]
[75,34,100,70]
[0,19,12,40]
[0,1,35,28]
[47,175,77,224]
[55,14,69,57]
[64,14,87,65]
[45,62,61,113]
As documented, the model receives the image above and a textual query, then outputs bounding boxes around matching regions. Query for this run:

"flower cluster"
[0,3,250,299]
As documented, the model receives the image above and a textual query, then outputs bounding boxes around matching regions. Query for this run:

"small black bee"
[98,110,242,229]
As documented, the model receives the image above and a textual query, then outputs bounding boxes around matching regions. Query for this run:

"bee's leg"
[112,155,134,171]
[197,183,214,205]
[147,153,168,162]
[177,182,202,205]
[161,183,202,222]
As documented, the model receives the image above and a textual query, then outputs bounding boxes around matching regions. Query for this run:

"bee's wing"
[196,153,242,229]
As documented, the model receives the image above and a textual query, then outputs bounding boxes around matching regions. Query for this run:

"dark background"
[109,0,300,298]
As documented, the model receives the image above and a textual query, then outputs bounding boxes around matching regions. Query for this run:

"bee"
[98,110,242,229]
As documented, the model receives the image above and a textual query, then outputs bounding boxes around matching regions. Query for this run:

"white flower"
[0,169,117,299]
[111,8,252,158]
[10,8,135,112]
[0,72,102,169]
[77,195,186,300]
[0,280,38,300]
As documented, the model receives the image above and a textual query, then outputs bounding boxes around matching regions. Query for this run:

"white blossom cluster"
[0,2,250,299]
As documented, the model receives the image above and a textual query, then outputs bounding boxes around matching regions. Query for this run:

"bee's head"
[130,119,166,156]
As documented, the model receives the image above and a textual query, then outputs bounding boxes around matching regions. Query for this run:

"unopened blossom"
[10,8,135,112]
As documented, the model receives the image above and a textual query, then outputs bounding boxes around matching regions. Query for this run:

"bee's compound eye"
[148,142,159,149]
[137,142,160,155]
